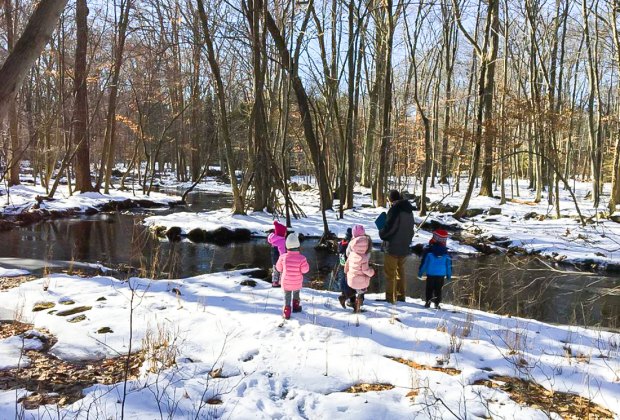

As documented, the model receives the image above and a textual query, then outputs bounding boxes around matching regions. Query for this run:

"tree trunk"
[0,0,68,123]
[264,3,333,221]
[197,0,245,214]
[478,0,499,197]
[99,0,131,193]
[72,0,93,192]
[609,0,620,212]
[583,0,602,207]
[245,0,271,212]
[440,1,457,185]
[3,0,20,186]
[375,0,395,207]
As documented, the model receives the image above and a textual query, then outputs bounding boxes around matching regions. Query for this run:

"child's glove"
[417,275,424,281]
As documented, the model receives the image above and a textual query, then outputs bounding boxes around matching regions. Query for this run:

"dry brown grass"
[343,383,395,393]
[473,375,614,420]
[387,356,462,376]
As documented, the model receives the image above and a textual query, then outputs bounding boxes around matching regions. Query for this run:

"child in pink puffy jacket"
[343,225,375,313]
[275,232,309,319]
[268,221,287,287]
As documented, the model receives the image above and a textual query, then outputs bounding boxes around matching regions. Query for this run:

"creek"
[1,191,618,329]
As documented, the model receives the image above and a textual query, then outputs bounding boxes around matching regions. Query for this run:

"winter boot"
[283,305,291,319]
[434,302,441,310]
[424,301,431,308]
[272,281,281,288]
[354,296,362,313]
[338,295,347,309]
[292,299,302,313]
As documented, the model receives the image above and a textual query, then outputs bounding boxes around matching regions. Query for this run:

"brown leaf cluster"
[0,321,34,339]
[0,275,36,291]
[0,325,145,410]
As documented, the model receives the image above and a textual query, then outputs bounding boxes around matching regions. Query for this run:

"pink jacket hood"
[275,251,309,291]
[268,232,287,255]
[344,235,375,290]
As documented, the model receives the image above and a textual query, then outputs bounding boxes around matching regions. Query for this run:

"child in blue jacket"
[418,229,452,309]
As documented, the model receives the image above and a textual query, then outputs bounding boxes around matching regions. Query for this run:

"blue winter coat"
[418,244,452,280]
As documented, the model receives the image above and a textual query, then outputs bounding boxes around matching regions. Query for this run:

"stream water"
[1,190,619,329]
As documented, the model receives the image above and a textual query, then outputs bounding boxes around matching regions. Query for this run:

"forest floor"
[146,176,620,272]
[0,270,617,419]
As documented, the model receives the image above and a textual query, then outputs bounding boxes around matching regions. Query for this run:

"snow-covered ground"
[0,272,620,419]
[0,267,29,277]
[0,184,178,216]
[145,177,620,268]
[0,271,618,419]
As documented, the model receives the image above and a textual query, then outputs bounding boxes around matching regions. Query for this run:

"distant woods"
[1,0,620,224]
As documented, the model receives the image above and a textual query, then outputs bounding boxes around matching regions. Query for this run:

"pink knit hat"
[352,224,365,238]
[273,221,287,237]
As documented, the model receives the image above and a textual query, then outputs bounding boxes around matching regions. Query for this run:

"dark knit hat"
[344,227,353,241]
[388,190,401,202]
[431,229,449,245]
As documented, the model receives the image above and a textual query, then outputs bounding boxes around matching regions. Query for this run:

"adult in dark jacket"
[379,190,415,304]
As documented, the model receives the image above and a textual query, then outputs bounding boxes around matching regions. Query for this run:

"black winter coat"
[379,199,414,256]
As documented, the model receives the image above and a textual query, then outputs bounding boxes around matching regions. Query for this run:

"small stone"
[59,299,75,305]
[206,397,222,405]
[465,208,484,218]
[56,306,92,316]
[68,315,87,323]
[97,327,113,334]
[240,279,257,287]
[488,207,502,216]
[33,302,55,312]
[96,297,107,301]
[165,226,183,242]
[187,228,207,243]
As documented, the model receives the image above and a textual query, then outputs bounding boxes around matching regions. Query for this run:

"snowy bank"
[146,177,620,269]
[0,271,618,418]
[0,267,29,277]
[0,184,181,229]
[144,189,477,254]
